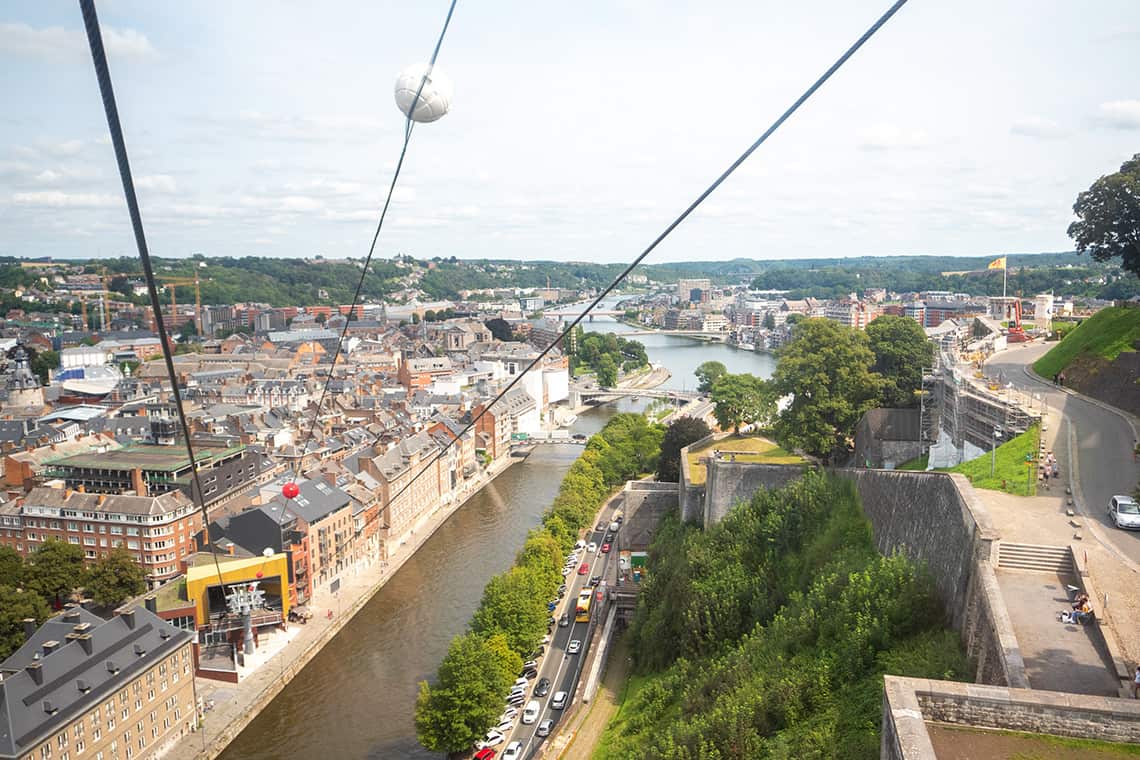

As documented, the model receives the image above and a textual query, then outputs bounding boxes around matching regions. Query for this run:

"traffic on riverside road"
[488,504,623,759]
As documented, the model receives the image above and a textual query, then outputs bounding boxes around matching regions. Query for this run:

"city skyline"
[2,1,1139,263]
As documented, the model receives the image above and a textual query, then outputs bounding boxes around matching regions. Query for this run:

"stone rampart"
[704,461,805,525]
[882,676,1140,759]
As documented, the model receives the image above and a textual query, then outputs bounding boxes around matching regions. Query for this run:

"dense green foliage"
[1068,153,1140,277]
[710,373,774,434]
[604,473,967,759]
[415,414,662,751]
[24,539,88,605]
[415,632,522,752]
[866,316,935,408]
[656,417,712,483]
[694,361,727,393]
[569,330,648,387]
[772,319,885,462]
[1033,306,1140,378]
[84,548,147,608]
[747,253,1136,300]
[484,317,516,342]
[0,585,52,661]
[0,542,155,659]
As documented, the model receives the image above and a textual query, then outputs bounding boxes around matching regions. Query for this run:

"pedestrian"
[1134,666,1140,699]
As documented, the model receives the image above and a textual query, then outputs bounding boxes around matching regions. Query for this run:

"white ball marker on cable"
[394,63,453,123]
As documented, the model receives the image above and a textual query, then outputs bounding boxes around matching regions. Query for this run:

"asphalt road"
[986,343,1140,565]
[481,509,620,759]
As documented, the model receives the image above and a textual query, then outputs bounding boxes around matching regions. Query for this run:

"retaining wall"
[882,676,1140,759]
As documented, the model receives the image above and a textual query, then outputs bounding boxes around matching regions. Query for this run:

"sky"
[1,1,1138,265]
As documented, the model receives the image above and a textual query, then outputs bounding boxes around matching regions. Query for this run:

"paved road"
[477,505,621,759]
[986,343,1140,566]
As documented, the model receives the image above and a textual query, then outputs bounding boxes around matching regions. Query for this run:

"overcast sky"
[1,1,1138,264]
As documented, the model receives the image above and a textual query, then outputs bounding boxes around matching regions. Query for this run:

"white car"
[1109,495,1140,529]
[503,741,523,760]
[567,639,581,655]
[500,707,518,721]
[551,691,568,710]
[493,717,513,733]
[587,541,598,553]
[522,699,541,724]
[476,729,505,750]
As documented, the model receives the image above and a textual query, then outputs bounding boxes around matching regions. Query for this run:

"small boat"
[631,395,640,401]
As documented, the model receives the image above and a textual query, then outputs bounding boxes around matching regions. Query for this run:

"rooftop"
[47,442,247,472]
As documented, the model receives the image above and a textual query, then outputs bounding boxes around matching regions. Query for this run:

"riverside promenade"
[163,455,519,760]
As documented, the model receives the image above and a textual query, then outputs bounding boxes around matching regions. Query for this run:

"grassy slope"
[942,425,1039,495]
[1033,307,1140,378]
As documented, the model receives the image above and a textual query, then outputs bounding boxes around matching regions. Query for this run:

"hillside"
[598,472,967,759]
[1033,306,1140,416]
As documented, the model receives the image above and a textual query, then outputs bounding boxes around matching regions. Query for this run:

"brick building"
[1,487,202,587]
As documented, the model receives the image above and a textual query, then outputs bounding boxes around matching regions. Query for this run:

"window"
[84,537,95,545]
[69,537,80,545]
[68,521,78,531]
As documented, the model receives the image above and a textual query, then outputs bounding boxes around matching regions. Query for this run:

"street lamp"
[991,427,1003,476]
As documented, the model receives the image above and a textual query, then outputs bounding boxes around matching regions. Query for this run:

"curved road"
[986,343,1140,567]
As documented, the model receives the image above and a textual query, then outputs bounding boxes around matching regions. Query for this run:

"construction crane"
[158,273,207,337]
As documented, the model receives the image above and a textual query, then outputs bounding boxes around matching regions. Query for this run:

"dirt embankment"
[1062,347,1140,417]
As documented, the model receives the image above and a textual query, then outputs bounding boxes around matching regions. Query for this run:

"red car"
[577,562,589,575]
[474,749,497,760]
[601,543,611,553]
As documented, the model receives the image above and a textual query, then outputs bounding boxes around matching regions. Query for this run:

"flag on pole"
[987,257,1007,270]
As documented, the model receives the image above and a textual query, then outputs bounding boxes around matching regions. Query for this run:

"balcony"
[202,607,283,634]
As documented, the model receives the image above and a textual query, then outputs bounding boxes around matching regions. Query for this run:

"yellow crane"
[100,267,145,331]
[158,273,208,336]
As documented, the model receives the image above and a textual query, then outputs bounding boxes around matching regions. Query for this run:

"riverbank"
[567,364,673,416]
[164,454,521,760]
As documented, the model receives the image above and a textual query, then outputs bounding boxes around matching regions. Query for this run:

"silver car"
[1109,495,1140,529]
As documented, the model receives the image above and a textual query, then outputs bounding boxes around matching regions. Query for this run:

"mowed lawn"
[944,425,1040,496]
[685,435,803,485]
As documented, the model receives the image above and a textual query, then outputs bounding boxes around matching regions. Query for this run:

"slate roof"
[0,606,192,759]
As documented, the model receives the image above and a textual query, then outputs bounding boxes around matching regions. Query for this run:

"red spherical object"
[256,571,264,579]
[282,482,300,500]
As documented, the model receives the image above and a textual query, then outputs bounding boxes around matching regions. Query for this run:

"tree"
[656,416,712,482]
[484,317,514,342]
[85,548,146,608]
[772,318,885,462]
[0,546,23,588]
[710,373,774,434]
[30,349,58,386]
[0,585,52,660]
[596,354,618,387]
[866,315,934,408]
[1068,153,1140,276]
[470,567,548,657]
[24,539,87,606]
[694,361,727,394]
[415,632,521,752]
[315,312,328,325]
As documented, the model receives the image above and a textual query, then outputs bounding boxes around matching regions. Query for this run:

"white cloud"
[1095,100,1140,130]
[137,174,178,193]
[12,190,119,208]
[1010,116,1068,139]
[0,22,156,61]
[857,124,931,151]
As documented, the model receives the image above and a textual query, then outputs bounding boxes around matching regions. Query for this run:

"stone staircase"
[996,542,1075,575]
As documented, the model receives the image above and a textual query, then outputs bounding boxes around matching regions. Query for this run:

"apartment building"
[0,606,197,760]
[1,487,202,587]
[365,432,443,543]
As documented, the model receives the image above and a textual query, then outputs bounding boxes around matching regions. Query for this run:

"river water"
[221,319,776,759]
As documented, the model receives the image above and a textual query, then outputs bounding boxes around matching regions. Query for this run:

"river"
[221,320,775,759]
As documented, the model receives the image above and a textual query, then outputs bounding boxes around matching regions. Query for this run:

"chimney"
[133,643,146,656]
[119,608,136,629]
[42,640,59,657]
[22,618,37,640]
[63,608,81,624]
[26,661,43,685]
[144,596,158,614]
[131,468,147,497]
[106,660,119,675]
